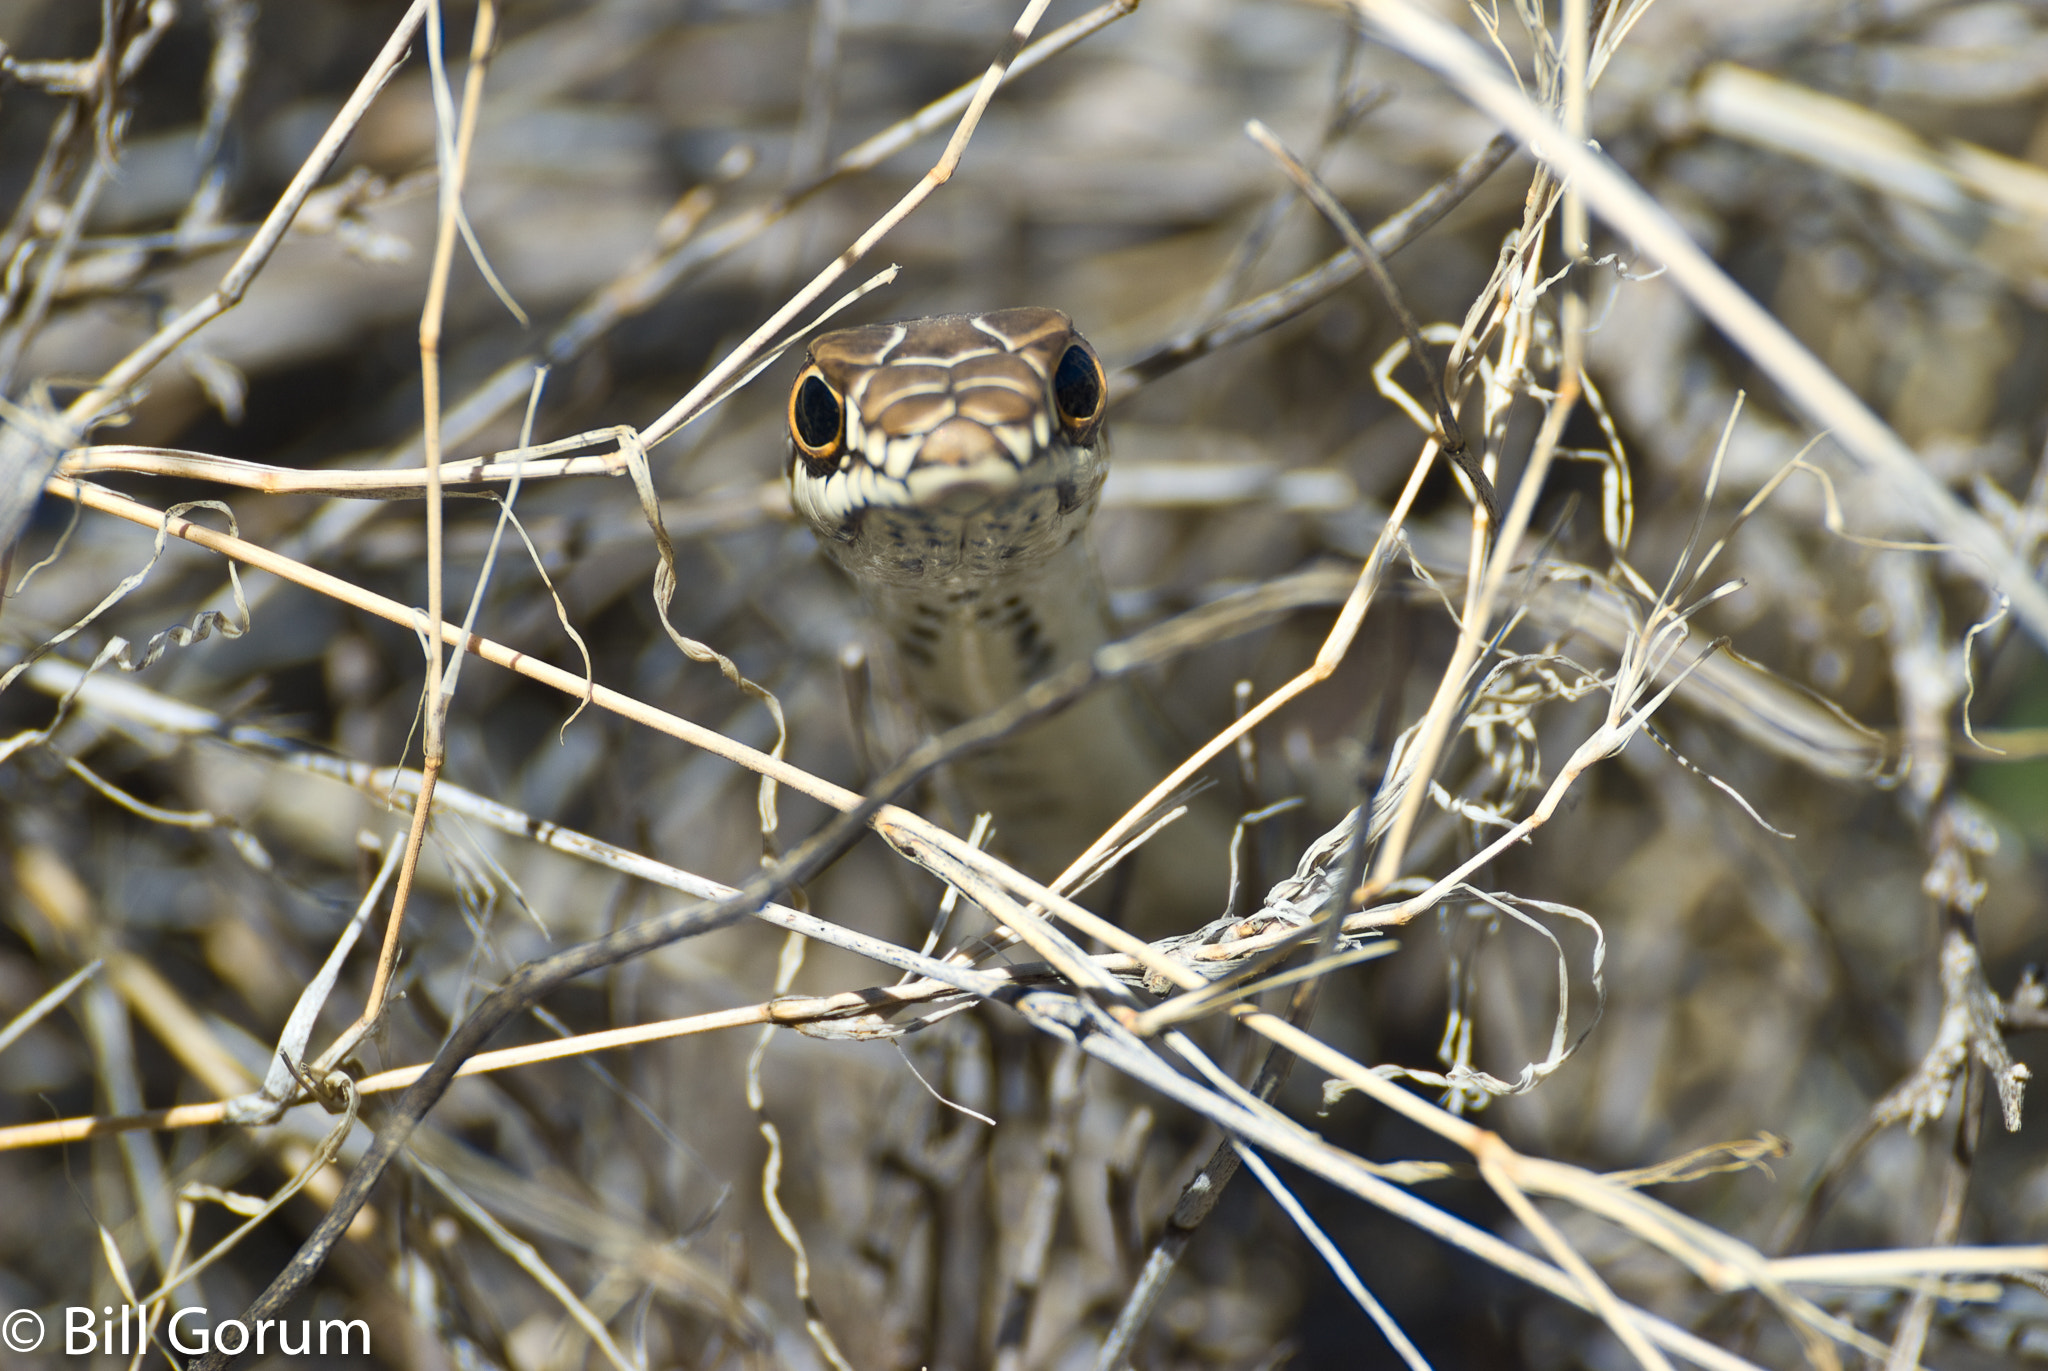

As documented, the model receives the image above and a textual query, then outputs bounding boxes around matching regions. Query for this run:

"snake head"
[786,308,1110,587]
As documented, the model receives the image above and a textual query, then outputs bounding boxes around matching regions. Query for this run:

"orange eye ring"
[1051,340,1106,438]
[789,366,845,468]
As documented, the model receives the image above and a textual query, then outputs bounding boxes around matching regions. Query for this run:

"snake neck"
[854,530,1105,726]
[841,532,1230,928]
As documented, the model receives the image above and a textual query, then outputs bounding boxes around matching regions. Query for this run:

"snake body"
[787,308,1223,916]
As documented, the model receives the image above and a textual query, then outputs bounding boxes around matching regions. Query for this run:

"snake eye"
[1052,341,1105,435]
[789,368,844,465]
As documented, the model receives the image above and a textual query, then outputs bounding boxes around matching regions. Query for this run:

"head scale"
[785,308,1110,588]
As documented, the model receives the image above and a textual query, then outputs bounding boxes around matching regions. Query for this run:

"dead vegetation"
[0,0,2044,1367]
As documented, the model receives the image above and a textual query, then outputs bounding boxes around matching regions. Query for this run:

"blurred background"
[0,0,2044,1366]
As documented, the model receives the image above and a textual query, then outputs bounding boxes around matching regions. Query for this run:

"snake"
[785,307,1225,920]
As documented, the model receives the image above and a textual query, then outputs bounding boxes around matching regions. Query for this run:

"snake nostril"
[1052,342,1104,433]
[790,370,844,462]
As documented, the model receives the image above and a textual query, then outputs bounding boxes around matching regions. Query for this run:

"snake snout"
[901,416,1033,512]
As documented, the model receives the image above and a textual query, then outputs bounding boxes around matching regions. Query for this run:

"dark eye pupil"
[1053,345,1101,425]
[794,375,841,448]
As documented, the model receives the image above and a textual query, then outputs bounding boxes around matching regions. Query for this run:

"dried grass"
[0,0,2044,1368]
